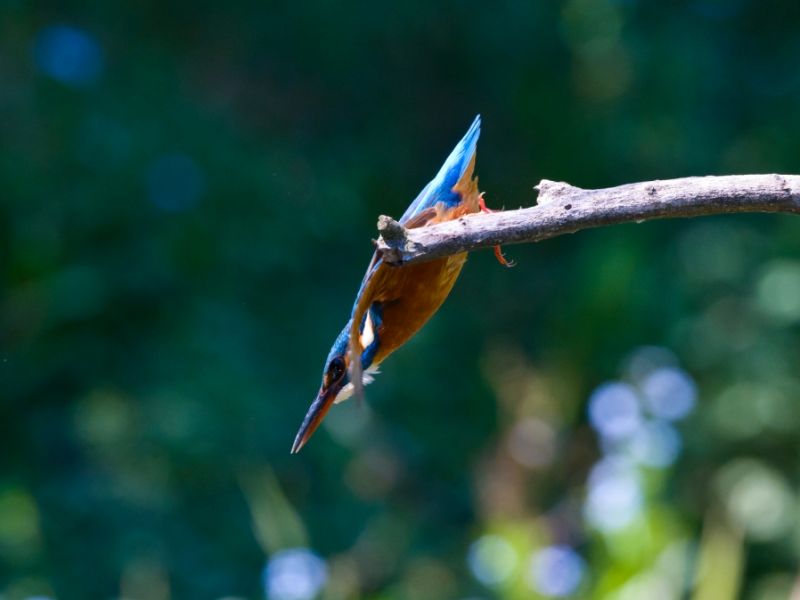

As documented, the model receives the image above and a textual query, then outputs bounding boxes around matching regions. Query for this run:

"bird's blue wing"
[399,114,481,224]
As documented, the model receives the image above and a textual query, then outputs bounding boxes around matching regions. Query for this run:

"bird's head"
[291,310,381,453]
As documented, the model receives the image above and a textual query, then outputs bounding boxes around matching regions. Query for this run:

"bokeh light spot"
[623,346,678,386]
[74,388,133,447]
[0,488,42,563]
[585,457,642,532]
[467,535,518,587]
[323,400,372,448]
[756,261,800,323]
[588,382,641,441]
[616,571,677,600]
[507,418,557,469]
[34,25,103,87]
[716,460,794,541]
[628,421,682,468]
[640,367,697,421]
[710,383,794,439]
[527,545,585,597]
[263,548,328,600]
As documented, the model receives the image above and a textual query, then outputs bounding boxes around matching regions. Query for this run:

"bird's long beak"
[291,385,338,454]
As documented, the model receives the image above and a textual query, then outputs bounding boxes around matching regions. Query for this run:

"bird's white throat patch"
[334,365,380,404]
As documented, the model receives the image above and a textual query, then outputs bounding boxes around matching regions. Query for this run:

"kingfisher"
[291,115,510,453]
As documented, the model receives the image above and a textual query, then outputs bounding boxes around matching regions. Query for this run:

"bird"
[291,115,510,453]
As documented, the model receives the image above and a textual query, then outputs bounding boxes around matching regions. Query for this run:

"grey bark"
[375,175,800,265]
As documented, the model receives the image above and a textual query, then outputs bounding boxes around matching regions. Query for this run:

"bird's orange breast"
[369,252,468,366]
[350,181,482,371]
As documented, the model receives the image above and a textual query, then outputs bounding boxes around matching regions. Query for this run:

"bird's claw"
[479,193,516,268]
[493,246,515,268]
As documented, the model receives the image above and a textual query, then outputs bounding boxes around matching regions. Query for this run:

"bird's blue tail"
[400,115,481,223]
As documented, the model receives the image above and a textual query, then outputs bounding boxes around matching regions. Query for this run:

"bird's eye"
[328,357,345,381]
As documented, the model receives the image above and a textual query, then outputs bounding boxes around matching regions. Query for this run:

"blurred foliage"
[3,0,800,599]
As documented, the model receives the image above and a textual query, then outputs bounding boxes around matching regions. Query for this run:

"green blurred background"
[4,1,800,598]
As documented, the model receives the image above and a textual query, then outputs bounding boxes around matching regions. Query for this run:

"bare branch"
[375,174,800,265]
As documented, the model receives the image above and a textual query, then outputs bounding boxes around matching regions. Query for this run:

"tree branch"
[375,174,800,265]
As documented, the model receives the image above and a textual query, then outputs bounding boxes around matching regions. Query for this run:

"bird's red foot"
[478,193,515,268]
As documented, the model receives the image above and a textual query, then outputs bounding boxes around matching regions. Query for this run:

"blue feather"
[400,114,481,224]
[325,303,382,376]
